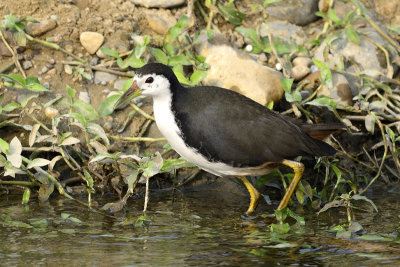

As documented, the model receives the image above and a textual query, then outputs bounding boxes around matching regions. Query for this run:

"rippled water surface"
[1,185,399,266]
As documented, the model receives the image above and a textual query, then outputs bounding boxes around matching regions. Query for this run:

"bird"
[115,63,338,215]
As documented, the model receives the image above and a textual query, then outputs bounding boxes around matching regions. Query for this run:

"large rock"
[314,27,398,96]
[80,32,104,54]
[265,0,319,26]
[260,21,307,46]
[195,33,284,106]
[130,0,185,8]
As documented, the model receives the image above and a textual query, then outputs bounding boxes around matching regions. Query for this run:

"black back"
[172,86,335,168]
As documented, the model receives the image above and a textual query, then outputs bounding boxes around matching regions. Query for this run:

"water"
[0,186,399,266]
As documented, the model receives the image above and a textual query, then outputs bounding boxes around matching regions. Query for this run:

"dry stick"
[331,136,376,171]
[143,176,150,213]
[359,116,388,194]
[90,66,135,78]
[0,31,26,78]
[129,103,155,120]
[108,135,166,143]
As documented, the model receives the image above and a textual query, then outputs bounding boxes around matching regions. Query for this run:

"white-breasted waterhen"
[115,63,338,215]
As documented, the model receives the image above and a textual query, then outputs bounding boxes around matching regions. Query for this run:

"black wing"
[172,86,335,167]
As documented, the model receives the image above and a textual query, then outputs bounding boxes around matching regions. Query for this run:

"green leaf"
[7,136,22,168]
[263,0,280,7]
[72,99,99,121]
[100,47,119,58]
[87,122,110,145]
[26,83,49,92]
[352,194,378,212]
[288,209,305,225]
[22,188,30,204]
[345,26,360,44]
[165,15,190,43]
[163,43,176,56]
[89,153,113,163]
[190,70,207,85]
[235,26,264,53]
[122,78,134,92]
[20,94,38,108]
[358,234,386,241]
[27,158,51,169]
[66,85,76,103]
[98,94,120,117]
[83,169,94,189]
[312,59,333,88]
[306,96,336,109]
[364,113,375,134]
[3,102,21,112]
[327,8,342,25]
[126,56,146,68]
[218,3,245,25]
[0,138,10,154]
[168,55,192,66]
[270,223,290,234]
[7,73,26,86]
[148,47,168,65]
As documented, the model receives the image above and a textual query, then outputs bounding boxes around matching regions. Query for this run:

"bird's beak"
[114,80,141,110]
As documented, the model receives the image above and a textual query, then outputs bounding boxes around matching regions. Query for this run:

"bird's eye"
[145,77,154,83]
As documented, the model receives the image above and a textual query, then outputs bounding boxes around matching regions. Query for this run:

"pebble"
[80,32,104,54]
[64,44,74,53]
[44,107,59,119]
[26,19,57,36]
[64,64,73,75]
[245,44,253,52]
[292,56,313,67]
[94,71,118,84]
[291,65,310,81]
[23,61,33,70]
[39,66,49,75]
[47,68,57,76]
[89,57,99,66]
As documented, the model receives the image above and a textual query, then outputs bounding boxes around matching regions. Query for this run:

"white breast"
[152,94,271,177]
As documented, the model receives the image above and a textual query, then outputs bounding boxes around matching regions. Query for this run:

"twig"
[143,176,150,213]
[90,66,135,77]
[0,180,38,187]
[0,30,26,78]
[129,103,155,120]
[359,115,388,194]
[108,135,166,143]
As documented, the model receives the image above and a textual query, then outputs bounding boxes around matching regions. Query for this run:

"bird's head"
[114,63,179,109]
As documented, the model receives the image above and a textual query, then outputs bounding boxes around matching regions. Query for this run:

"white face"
[136,73,171,97]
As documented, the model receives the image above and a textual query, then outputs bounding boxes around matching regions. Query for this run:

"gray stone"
[130,0,185,8]
[195,33,284,106]
[314,27,399,96]
[94,71,117,84]
[293,56,313,67]
[260,21,307,45]
[265,0,319,26]
[291,65,310,81]
[98,30,131,57]
[318,73,353,106]
[114,79,129,91]
[23,60,33,70]
[80,32,104,54]
[26,19,57,36]
[79,91,91,104]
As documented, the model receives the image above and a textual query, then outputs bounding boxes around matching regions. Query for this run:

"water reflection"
[0,185,399,266]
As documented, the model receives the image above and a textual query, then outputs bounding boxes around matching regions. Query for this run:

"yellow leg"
[277,159,305,210]
[238,176,260,215]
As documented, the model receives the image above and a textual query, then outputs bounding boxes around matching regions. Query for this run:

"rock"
[314,27,399,96]
[114,79,129,90]
[26,19,57,36]
[80,32,104,54]
[130,0,185,8]
[64,64,73,75]
[265,0,319,26]
[291,65,310,81]
[260,21,307,45]
[44,107,59,119]
[0,31,26,56]
[293,56,313,67]
[98,30,131,56]
[79,91,91,104]
[23,61,33,70]
[143,9,177,35]
[89,57,99,66]
[318,73,353,106]
[195,33,284,106]
[94,71,117,84]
